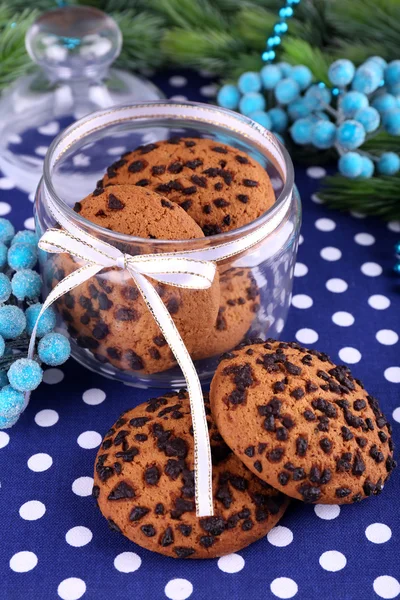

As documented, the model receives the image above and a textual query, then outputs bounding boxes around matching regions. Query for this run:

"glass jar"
[34,101,301,388]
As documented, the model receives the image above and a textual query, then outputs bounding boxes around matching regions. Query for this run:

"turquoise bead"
[8,243,37,271]
[377,152,400,175]
[8,358,43,393]
[268,107,288,133]
[394,241,400,255]
[0,273,11,303]
[0,219,15,245]
[328,59,355,87]
[239,92,266,116]
[338,152,363,178]
[385,60,400,87]
[217,84,240,110]
[336,120,366,150]
[0,306,26,339]
[354,106,380,132]
[0,385,25,418]
[372,94,397,114]
[249,111,272,129]
[339,91,368,118]
[382,108,400,135]
[291,65,313,91]
[38,333,71,366]
[238,71,262,94]
[11,230,38,246]
[25,303,56,337]
[0,412,20,429]
[367,56,387,71]
[278,62,292,77]
[290,118,313,145]
[304,85,331,110]
[288,98,310,120]
[393,262,400,275]
[275,78,300,105]
[352,64,381,94]
[260,65,282,90]
[359,156,375,178]
[311,121,336,149]
[0,243,7,269]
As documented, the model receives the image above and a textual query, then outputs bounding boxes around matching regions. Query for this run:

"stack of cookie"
[53,137,275,373]
[93,339,395,559]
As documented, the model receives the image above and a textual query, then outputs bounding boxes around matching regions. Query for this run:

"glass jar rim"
[42,100,295,246]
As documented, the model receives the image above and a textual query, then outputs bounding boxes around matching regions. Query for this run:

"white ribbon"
[28,103,293,517]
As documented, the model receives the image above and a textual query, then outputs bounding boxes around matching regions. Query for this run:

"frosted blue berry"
[390,84,400,97]
[0,305,26,339]
[38,333,71,366]
[377,152,400,175]
[304,84,332,110]
[0,273,11,304]
[311,121,336,149]
[0,242,7,269]
[11,230,38,246]
[275,78,300,105]
[217,84,240,110]
[287,98,310,120]
[339,91,369,118]
[352,64,381,94]
[338,152,363,178]
[359,156,375,178]
[238,71,262,94]
[268,107,288,133]
[249,111,272,129]
[372,94,397,114]
[277,62,292,77]
[336,120,366,150]
[367,56,387,71]
[382,108,400,135]
[385,60,400,87]
[354,106,380,133]
[328,59,355,87]
[260,64,282,90]
[0,385,25,418]
[11,269,42,301]
[291,65,313,90]
[290,118,313,145]
[0,219,15,245]
[239,92,266,116]
[8,358,43,392]
[26,303,56,337]
[0,412,19,429]
[8,243,37,271]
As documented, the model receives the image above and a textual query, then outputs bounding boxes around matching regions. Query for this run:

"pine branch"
[319,174,400,221]
[0,8,37,90]
[150,0,227,30]
[112,10,165,70]
[281,38,331,85]
[363,132,400,155]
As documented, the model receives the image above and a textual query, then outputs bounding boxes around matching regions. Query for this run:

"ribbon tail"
[129,268,214,518]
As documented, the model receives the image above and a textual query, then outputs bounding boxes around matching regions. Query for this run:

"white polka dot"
[82,388,106,405]
[369,295,391,310]
[35,409,59,427]
[332,311,354,327]
[169,75,187,87]
[58,578,86,600]
[38,121,60,136]
[200,84,218,97]
[35,146,49,157]
[291,294,313,309]
[0,202,11,216]
[338,347,361,364]
[384,367,400,383]
[361,262,382,277]
[320,247,342,261]
[388,221,400,233]
[19,500,46,521]
[72,476,94,497]
[114,552,142,573]
[307,166,326,178]
[169,95,188,102]
[373,576,400,599]
[27,453,53,472]
[72,153,90,167]
[43,368,64,384]
[276,318,285,333]
[8,133,22,144]
[0,431,10,448]
[107,146,126,156]
[24,217,35,230]
[0,177,15,189]
[10,551,38,573]
[270,577,298,598]
[365,523,392,544]
[326,278,348,293]
[77,431,102,449]
[311,193,324,204]
[28,192,35,203]
[392,407,400,423]
[350,211,366,219]
[267,526,293,547]
[294,263,308,277]
[217,553,245,573]
[315,217,336,231]
[295,328,318,344]
[314,505,341,520]
[298,234,304,245]
[376,330,398,345]
[319,550,347,572]
[354,232,375,246]
[65,526,93,547]
[165,578,193,600]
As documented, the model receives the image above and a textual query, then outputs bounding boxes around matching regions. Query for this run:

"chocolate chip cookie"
[93,391,289,558]
[210,340,395,504]
[100,138,275,235]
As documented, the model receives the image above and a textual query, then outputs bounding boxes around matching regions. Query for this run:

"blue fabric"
[1,70,400,600]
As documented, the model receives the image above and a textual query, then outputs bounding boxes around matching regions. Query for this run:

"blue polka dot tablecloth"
[1,70,400,600]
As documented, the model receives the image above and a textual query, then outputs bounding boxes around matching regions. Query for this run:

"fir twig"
[0,8,37,90]
[112,10,165,70]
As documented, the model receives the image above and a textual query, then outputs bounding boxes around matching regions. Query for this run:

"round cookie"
[53,185,220,374]
[100,137,276,235]
[193,268,260,360]
[210,340,396,504]
[93,391,289,558]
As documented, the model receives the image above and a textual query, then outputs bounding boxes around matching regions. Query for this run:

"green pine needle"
[112,10,165,70]
[281,38,331,85]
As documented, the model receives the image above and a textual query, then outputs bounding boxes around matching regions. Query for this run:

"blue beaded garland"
[0,273,11,303]
[0,218,15,245]
[382,108,400,135]
[8,358,43,392]
[0,305,26,339]
[217,84,241,110]
[268,107,289,133]
[238,71,262,94]
[11,269,42,301]
[8,243,37,271]
[338,152,363,178]
[0,385,25,418]
[354,106,380,133]
[25,303,56,337]
[377,152,400,175]
[311,121,336,149]
[275,77,300,104]
[336,120,366,150]
[38,333,71,367]
[339,91,369,118]
[328,59,355,87]
[239,92,266,116]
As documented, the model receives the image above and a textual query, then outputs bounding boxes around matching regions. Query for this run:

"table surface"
[1,70,400,600]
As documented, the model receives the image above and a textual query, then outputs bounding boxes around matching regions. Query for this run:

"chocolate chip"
[356,436,368,448]
[341,426,353,441]
[108,481,135,500]
[144,465,160,485]
[293,468,306,481]
[213,198,230,208]
[285,361,302,375]
[203,204,212,214]
[296,437,308,457]
[160,527,174,546]
[125,349,144,370]
[115,307,138,321]
[245,446,255,457]
[141,524,156,537]
[278,472,289,485]
[276,427,288,441]
[335,487,351,498]
[178,524,191,536]
[303,410,316,422]
[107,193,125,210]
[223,214,231,226]
[129,160,147,173]
[129,416,150,428]
[320,438,332,454]
[140,143,158,154]
[151,165,166,175]
[254,460,262,472]
[352,451,366,476]
[107,519,121,533]
[200,516,225,536]
[168,161,183,174]
[268,448,284,463]
[235,155,249,164]
[370,445,385,463]
[135,434,147,442]
[185,140,196,147]
[214,182,223,191]
[243,179,258,187]
[212,146,228,154]
[242,519,254,531]
[135,179,150,187]
[173,547,195,558]
[129,506,150,521]
[182,185,197,195]
[186,159,203,170]
[298,484,321,503]
[164,459,184,480]
[180,200,192,211]
[291,387,304,400]
[73,202,82,213]
[202,223,222,236]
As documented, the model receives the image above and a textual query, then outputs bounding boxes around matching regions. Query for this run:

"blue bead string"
[262,0,301,63]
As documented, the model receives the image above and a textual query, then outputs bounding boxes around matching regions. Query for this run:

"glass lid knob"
[25,5,122,80]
